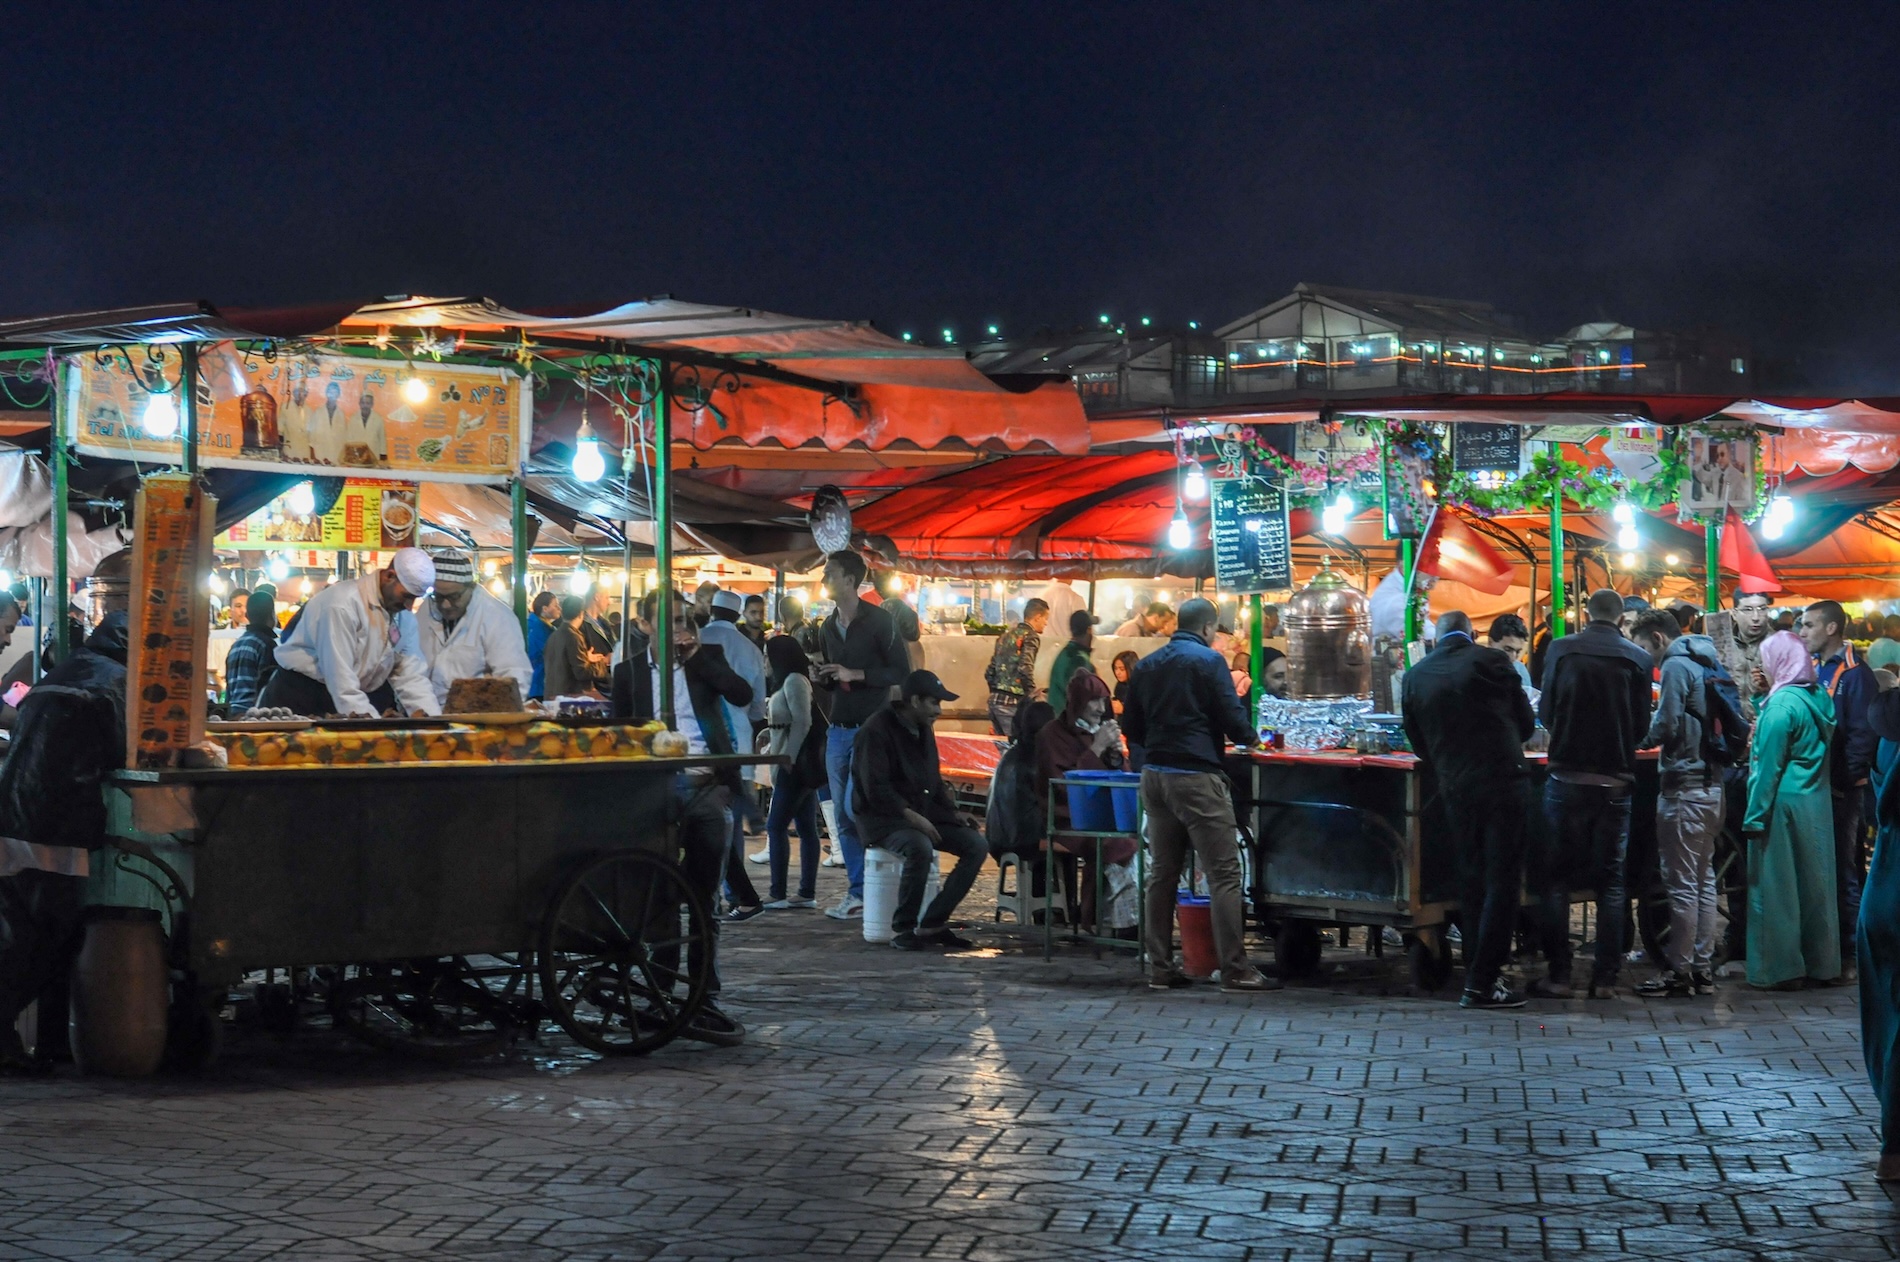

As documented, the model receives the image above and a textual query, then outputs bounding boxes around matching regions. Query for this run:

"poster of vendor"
[1680,433,1756,513]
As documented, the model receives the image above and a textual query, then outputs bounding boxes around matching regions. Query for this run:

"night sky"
[7,3,1899,390]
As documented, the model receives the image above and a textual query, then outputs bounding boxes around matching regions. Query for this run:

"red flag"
[1416,508,1515,595]
[1717,508,1781,594]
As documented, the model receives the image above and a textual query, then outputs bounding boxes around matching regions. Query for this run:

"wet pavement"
[1,861,1894,1261]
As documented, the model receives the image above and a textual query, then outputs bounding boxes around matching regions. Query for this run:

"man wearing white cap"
[262,547,442,717]
[409,549,533,709]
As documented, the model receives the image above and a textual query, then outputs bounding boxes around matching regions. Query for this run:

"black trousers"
[257,669,396,717]
[0,870,84,1043]
[1443,779,1529,994]
[654,782,731,994]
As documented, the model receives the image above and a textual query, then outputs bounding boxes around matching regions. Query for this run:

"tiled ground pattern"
[0,863,1895,1262]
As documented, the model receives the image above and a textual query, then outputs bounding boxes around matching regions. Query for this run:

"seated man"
[851,670,989,950]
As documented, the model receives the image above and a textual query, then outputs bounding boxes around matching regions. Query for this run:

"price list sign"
[1210,478,1292,593]
[127,473,216,769]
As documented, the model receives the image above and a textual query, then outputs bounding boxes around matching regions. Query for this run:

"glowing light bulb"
[571,416,606,482]
[1620,552,1638,568]
[1612,502,1635,526]
[268,554,290,581]
[1183,465,1208,501]
[287,481,316,517]
[1322,491,1356,536]
[568,564,592,596]
[1617,525,1639,550]
[489,577,506,596]
[483,558,499,576]
[1167,513,1191,550]
[402,373,430,405]
[299,578,314,597]
[142,391,179,438]
[1665,553,1681,566]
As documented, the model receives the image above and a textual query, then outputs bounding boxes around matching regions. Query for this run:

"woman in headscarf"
[761,635,825,909]
[1036,670,1138,931]
[1743,630,1841,989]
[1860,681,1900,1178]
[1868,637,1900,688]
[986,700,1056,861]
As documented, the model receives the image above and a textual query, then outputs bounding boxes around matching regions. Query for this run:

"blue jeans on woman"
[768,782,821,902]
[825,724,865,899]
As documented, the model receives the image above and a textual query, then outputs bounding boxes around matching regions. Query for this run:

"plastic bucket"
[1066,769,1140,832]
[862,846,940,944]
[1177,896,1217,979]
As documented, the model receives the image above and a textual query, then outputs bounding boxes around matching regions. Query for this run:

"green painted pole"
[1399,538,1418,643]
[1549,483,1567,639]
[511,478,529,635]
[180,344,200,475]
[653,365,675,729]
[1705,519,1721,612]
[1248,592,1264,719]
[51,360,70,662]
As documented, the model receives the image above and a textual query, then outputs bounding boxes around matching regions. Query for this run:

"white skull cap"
[390,547,436,594]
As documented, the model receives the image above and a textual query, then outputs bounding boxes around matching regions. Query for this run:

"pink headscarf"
[1759,629,1816,696]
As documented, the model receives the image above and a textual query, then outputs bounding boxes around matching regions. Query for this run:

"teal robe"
[1862,737,1900,1152]
[1742,683,1841,987]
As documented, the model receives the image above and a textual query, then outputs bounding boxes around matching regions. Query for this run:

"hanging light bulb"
[1612,502,1635,526]
[1617,525,1639,550]
[299,577,314,597]
[1167,509,1192,550]
[1761,491,1795,541]
[571,408,606,482]
[489,577,507,596]
[402,371,430,405]
[568,562,593,596]
[1322,491,1355,536]
[268,554,290,582]
[286,481,316,517]
[1183,464,1208,502]
[142,390,179,439]
[1620,552,1638,569]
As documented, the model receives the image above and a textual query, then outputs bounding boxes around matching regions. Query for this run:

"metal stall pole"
[653,364,675,728]
[511,479,529,635]
[51,359,71,662]
[1704,519,1721,612]
[180,343,200,476]
[1399,538,1418,644]
[30,578,43,682]
[1249,592,1265,721]
[1548,478,1568,639]
[774,566,785,627]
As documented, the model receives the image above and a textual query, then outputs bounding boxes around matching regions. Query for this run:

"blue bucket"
[1066,769,1141,832]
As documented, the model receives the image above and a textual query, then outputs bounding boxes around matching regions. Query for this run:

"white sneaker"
[820,848,847,868]
[747,849,770,864]
[824,894,864,920]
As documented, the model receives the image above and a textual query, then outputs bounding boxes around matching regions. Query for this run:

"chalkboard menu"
[1211,478,1291,593]
[1451,423,1523,474]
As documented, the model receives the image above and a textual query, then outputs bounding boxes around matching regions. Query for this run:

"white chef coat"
[274,571,441,716]
[1036,581,1089,634]
[1370,569,1430,643]
[311,403,347,465]
[409,584,533,709]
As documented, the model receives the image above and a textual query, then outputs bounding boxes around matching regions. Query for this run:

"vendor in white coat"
[409,549,533,708]
[261,547,441,717]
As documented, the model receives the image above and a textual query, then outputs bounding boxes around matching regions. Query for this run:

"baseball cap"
[901,669,958,702]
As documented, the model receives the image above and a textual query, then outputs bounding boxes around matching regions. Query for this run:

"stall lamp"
[1665,553,1681,566]
[1183,464,1208,501]
[567,564,593,596]
[987,325,999,336]
[1761,492,1796,541]
[1322,491,1355,536]
[571,415,607,483]
[206,573,225,595]
[267,554,290,582]
[1617,525,1639,550]
[286,481,316,517]
[489,577,507,596]
[1611,502,1635,526]
[1620,552,1638,569]
[299,578,314,597]
[1167,510,1192,551]
[483,558,499,576]
[142,391,179,439]
[401,373,430,405]
[0,570,12,591]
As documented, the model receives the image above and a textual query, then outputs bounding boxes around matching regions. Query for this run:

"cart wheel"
[539,849,713,1056]
[1273,921,1323,979]
[328,960,515,1062]
[1407,934,1455,993]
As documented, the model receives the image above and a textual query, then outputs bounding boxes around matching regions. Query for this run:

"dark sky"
[8,3,1900,390]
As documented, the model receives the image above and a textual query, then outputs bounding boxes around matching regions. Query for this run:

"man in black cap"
[851,669,988,950]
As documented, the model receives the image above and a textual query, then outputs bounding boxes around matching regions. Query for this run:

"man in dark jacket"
[1401,610,1535,1009]
[0,604,130,1073]
[1529,588,1653,998]
[614,595,754,1002]
[1124,597,1276,993]
[851,670,988,950]
[1803,599,1880,969]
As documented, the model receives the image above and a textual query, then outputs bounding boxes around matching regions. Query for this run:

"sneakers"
[762,897,817,910]
[747,848,770,864]
[1525,976,1573,999]
[1460,980,1527,1009]
[824,894,864,920]
[1635,970,1691,999]
[919,928,977,952]
[891,931,925,951]
[1218,968,1283,993]
[724,905,764,923]
[1149,971,1195,991]
[1691,968,1715,996]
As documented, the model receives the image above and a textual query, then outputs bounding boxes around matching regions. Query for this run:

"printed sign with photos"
[1678,434,1756,516]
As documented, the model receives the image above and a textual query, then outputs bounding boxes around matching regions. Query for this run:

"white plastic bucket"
[862,846,941,943]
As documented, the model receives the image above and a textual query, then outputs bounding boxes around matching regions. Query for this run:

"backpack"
[1687,649,1751,772]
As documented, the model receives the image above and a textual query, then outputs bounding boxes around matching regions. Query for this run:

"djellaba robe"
[1743,682,1841,987]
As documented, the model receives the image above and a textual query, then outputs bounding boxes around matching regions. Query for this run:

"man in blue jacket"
[1802,599,1880,972]
[1528,588,1653,999]
[1124,598,1277,993]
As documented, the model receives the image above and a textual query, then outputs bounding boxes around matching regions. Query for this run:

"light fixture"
[206,573,226,595]
[1620,552,1638,568]
[142,390,179,439]
[401,371,430,405]
[267,554,290,581]
[1140,317,1152,327]
[286,481,316,517]
[571,410,606,482]
[1665,553,1681,566]
[1617,525,1639,550]
[1188,321,1199,330]
[987,324,999,336]
[1322,491,1355,536]
[299,578,314,597]
[901,332,914,342]
[1611,502,1635,526]
[942,328,955,343]
[483,558,499,576]
[1099,313,1111,324]
[1183,464,1208,501]
[567,562,592,596]
[1762,491,1796,541]
[489,577,507,596]
[1167,509,1191,550]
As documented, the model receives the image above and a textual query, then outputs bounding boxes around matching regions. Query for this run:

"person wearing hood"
[1743,630,1842,989]
[0,551,132,1073]
[1859,682,1900,1180]
[262,547,441,717]
[408,549,532,710]
[1629,609,1746,998]
[1036,669,1136,932]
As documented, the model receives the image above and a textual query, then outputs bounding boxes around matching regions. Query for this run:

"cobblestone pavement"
[2,861,1896,1262]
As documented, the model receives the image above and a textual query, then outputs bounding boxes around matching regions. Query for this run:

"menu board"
[1451,423,1523,474]
[63,348,530,484]
[219,479,419,551]
[1210,478,1291,593]
[127,473,215,769]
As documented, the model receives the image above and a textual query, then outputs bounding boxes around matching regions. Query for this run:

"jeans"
[657,780,730,993]
[1835,787,1866,957]
[767,781,821,901]
[825,724,865,899]
[1530,778,1633,986]
[988,693,1022,737]
[722,784,764,908]
[1656,783,1724,973]
[1140,768,1249,977]
[1442,779,1529,995]
[876,825,988,933]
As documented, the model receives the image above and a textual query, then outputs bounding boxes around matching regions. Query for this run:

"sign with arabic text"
[63,347,529,483]
[1210,478,1292,593]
